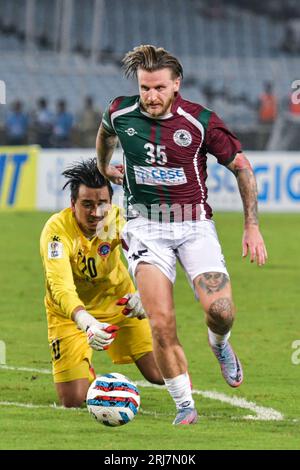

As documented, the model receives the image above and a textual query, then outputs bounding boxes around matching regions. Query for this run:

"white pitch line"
[193,390,283,421]
[0,365,51,374]
[135,381,284,421]
[0,401,80,410]
[0,365,284,421]
[0,401,165,419]
[0,401,219,420]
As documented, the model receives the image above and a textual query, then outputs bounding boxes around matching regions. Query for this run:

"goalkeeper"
[40,158,163,408]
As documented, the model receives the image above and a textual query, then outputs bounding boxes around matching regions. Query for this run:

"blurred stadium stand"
[0,0,300,149]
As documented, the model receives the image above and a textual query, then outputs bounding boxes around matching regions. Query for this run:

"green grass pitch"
[0,211,299,450]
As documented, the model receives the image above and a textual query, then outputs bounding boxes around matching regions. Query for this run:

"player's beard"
[141,95,174,117]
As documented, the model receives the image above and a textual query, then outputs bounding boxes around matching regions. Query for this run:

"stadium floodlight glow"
[0,80,6,104]
[291,80,300,105]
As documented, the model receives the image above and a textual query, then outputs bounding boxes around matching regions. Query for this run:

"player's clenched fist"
[73,309,119,351]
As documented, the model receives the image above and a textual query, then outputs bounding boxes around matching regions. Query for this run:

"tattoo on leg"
[198,272,229,294]
[208,297,234,334]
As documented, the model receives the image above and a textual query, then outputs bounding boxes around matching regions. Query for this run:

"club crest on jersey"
[173,129,192,147]
[125,127,137,136]
[97,242,111,258]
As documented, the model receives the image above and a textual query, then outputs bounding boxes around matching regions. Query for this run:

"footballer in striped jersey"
[96,45,267,425]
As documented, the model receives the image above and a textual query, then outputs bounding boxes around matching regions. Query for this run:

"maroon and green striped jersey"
[102,93,242,221]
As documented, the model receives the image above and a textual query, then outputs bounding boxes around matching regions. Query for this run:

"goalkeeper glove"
[73,309,119,351]
[116,291,146,319]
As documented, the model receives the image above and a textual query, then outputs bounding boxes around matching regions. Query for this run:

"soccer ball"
[86,373,140,426]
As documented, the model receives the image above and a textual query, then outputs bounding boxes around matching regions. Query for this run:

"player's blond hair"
[122,45,183,79]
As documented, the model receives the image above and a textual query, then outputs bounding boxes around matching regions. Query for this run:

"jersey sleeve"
[205,112,242,166]
[40,227,84,319]
[101,98,120,135]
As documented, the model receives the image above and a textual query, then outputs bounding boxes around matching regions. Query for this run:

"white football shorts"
[121,217,229,287]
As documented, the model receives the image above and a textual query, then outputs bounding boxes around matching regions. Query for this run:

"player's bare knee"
[208,297,234,333]
[148,307,175,329]
[146,305,174,321]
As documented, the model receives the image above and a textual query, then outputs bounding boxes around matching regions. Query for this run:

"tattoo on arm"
[228,153,258,226]
[198,272,229,295]
[96,124,118,170]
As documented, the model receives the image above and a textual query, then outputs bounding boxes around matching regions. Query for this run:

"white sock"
[163,372,195,410]
[208,328,231,348]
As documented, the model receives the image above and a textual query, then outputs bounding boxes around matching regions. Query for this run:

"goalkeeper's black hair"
[62,158,113,201]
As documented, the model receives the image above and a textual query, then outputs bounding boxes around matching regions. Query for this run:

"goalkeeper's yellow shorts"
[48,315,153,384]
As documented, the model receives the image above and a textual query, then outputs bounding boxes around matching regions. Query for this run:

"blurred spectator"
[281,20,300,54]
[197,0,226,19]
[77,96,102,148]
[52,99,73,148]
[257,82,278,149]
[258,82,278,125]
[202,82,216,107]
[5,100,29,145]
[32,98,53,148]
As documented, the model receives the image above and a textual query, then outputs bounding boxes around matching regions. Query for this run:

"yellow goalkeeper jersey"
[40,205,134,325]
